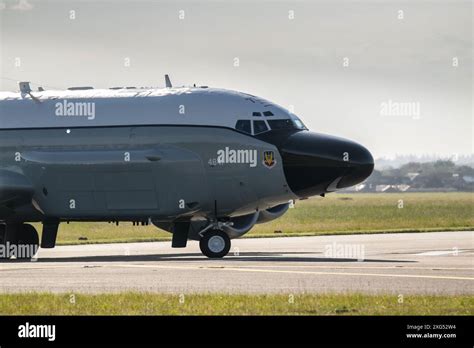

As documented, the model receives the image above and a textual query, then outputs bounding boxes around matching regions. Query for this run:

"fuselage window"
[253,120,269,134]
[252,112,262,116]
[235,120,251,134]
[263,111,274,116]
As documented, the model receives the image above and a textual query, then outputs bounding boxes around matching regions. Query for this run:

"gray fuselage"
[0,85,374,244]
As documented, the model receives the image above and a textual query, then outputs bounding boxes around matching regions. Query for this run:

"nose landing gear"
[199,229,231,259]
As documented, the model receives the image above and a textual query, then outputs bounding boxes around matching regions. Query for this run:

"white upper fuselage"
[0,87,296,132]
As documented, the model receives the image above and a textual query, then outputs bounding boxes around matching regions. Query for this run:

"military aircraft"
[0,76,373,259]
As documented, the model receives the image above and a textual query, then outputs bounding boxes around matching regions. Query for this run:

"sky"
[0,0,472,159]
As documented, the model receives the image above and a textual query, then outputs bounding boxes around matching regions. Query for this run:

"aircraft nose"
[280,131,374,198]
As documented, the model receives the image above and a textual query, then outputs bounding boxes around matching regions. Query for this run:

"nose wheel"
[199,229,231,258]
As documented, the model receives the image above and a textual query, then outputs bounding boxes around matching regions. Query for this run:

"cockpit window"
[267,119,294,130]
[252,112,262,116]
[292,118,306,130]
[235,120,251,134]
[267,119,307,131]
[263,111,274,116]
[253,120,269,134]
[290,114,307,130]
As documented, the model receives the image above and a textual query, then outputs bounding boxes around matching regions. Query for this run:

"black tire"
[199,229,231,259]
[0,224,5,245]
[0,224,7,260]
[14,224,39,260]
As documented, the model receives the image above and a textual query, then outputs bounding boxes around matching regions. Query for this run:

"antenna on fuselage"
[165,74,172,88]
[19,81,41,103]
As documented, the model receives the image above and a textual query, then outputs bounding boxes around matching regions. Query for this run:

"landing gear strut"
[199,229,231,259]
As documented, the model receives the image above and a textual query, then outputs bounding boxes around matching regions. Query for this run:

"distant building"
[407,172,420,181]
[462,175,474,183]
[376,184,411,192]
[397,184,411,192]
[342,183,375,192]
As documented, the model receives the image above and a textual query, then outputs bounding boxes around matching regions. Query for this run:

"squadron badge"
[263,151,276,168]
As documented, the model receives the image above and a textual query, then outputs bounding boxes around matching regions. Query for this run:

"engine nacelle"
[256,203,290,224]
[153,203,290,241]
[222,211,260,239]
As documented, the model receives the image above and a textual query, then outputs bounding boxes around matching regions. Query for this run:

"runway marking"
[109,264,474,281]
[0,265,74,271]
[415,250,468,256]
[222,265,474,271]
[1,263,473,273]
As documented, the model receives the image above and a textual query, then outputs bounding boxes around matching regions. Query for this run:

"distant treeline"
[362,161,474,191]
[375,155,473,169]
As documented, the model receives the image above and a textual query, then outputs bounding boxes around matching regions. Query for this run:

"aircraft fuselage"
[0,82,374,258]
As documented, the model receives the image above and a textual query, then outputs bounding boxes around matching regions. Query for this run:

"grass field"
[42,192,473,245]
[0,293,472,315]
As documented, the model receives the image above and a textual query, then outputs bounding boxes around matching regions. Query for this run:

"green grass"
[252,192,474,235]
[34,192,473,245]
[0,293,471,315]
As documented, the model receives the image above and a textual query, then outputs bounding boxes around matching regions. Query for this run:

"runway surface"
[0,231,473,294]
